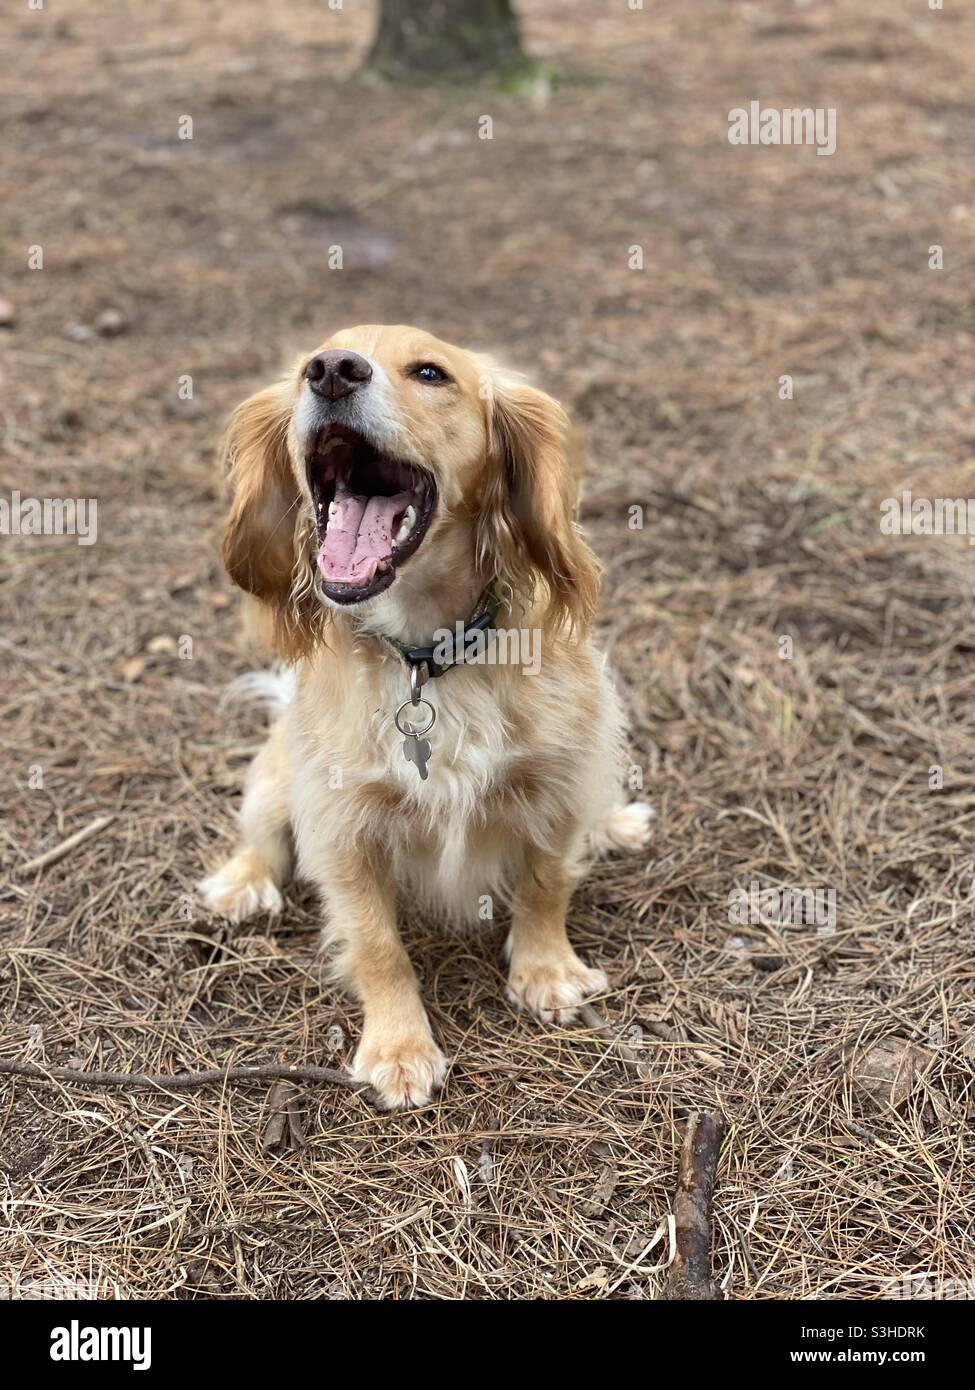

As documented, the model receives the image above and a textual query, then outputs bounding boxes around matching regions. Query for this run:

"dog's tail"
[589,801,655,856]
[221,665,297,720]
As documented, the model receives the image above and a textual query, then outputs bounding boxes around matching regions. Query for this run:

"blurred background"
[2,0,975,1301]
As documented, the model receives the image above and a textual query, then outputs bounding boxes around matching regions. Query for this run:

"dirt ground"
[2,0,975,1300]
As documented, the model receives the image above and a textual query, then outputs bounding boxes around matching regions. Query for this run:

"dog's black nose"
[304,350,373,400]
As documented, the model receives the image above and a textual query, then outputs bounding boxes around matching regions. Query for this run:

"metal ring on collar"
[395,698,436,737]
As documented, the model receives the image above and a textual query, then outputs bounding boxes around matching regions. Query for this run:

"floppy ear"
[478,374,600,634]
[220,379,317,660]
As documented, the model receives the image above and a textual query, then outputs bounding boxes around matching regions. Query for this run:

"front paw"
[198,851,283,923]
[506,951,608,1025]
[352,1030,447,1111]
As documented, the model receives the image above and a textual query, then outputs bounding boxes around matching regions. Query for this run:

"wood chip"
[851,1037,936,1109]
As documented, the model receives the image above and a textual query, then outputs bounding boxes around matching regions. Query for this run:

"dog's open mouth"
[307,426,437,604]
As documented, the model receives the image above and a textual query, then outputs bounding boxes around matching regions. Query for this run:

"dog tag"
[402,726,432,780]
[395,683,436,783]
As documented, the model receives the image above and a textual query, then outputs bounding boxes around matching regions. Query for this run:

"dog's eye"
[410,363,451,385]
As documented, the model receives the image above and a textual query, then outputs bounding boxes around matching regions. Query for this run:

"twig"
[737,1225,761,1282]
[664,1110,728,1300]
[16,815,116,876]
[0,1057,367,1096]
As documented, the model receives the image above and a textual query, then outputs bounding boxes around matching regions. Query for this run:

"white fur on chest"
[377,662,517,911]
[291,658,522,921]
[290,644,621,925]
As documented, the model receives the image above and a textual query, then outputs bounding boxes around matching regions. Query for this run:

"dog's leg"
[199,720,291,922]
[320,849,446,1110]
[505,845,607,1024]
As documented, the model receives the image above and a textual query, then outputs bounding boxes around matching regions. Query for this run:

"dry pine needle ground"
[1,0,974,1299]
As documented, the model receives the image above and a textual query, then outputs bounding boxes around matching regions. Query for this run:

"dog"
[200,324,652,1109]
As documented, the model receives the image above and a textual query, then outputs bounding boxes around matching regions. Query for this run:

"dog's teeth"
[327,500,339,522]
[394,505,417,545]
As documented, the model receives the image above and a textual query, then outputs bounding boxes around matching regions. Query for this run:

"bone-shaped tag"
[403,730,432,780]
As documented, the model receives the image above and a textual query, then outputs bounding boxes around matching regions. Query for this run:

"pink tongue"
[318,487,412,585]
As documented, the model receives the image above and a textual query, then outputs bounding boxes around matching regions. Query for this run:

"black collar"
[362,588,500,680]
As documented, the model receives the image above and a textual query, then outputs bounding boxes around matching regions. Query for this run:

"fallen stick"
[0,1057,367,1096]
[664,1110,727,1300]
[16,815,116,876]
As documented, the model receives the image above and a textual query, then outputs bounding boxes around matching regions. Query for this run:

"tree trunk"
[368,0,524,81]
